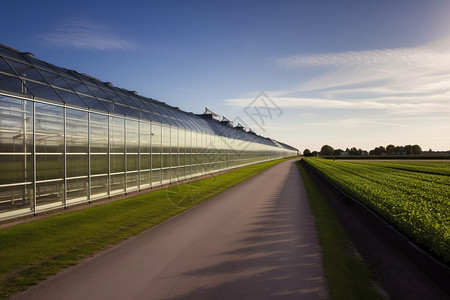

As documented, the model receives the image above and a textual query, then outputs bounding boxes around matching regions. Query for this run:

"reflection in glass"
[35,103,63,153]
[151,124,161,153]
[110,154,125,173]
[66,178,88,202]
[110,117,124,153]
[67,155,88,177]
[0,185,33,213]
[127,154,138,171]
[126,120,139,153]
[151,169,161,186]
[152,154,161,169]
[91,176,108,198]
[90,154,108,175]
[127,173,138,191]
[36,181,64,208]
[90,114,108,153]
[66,109,88,153]
[36,155,64,181]
[110,174,125,193]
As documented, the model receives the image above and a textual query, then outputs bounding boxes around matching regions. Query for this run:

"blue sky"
[2,0,450,151]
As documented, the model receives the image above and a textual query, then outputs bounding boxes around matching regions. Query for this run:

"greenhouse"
[0,44,298,221]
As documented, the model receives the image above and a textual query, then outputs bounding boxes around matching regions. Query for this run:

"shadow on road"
[164,163,327,299]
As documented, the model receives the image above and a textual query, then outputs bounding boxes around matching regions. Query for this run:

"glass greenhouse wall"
[0,44,298,221]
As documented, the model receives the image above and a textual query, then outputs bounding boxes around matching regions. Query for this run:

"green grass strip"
[0,158,289,299]
[296,160,383,300]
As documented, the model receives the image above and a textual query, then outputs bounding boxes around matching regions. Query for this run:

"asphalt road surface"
[14,160,329,299]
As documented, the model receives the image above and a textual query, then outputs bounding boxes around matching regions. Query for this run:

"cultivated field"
[303,158,450,264]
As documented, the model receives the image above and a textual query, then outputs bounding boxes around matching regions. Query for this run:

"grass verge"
[0,158,290,299]
[296,160,383,300]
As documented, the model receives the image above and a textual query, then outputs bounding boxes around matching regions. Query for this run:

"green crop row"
[303,158,450,264]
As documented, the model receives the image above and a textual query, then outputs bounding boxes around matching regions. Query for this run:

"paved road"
[14,160,329,299]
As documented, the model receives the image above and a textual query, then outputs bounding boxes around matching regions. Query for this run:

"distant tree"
[303,149,312,157]
[349,147,359,155]
[312,151,319,157]
[412,145,422,155]
[395,146,404,155]
[370,146,386,155]
[333,149,343,156]
[404,145,413,155]
[320,145,334,156]
[386,144,396,155]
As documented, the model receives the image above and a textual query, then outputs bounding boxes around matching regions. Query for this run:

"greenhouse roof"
[0,44,297,150]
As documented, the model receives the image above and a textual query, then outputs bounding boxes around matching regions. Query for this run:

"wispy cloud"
[274,41,450,103]
[226,96,449,114]
[276,47,450,68]
[226,39,450,119]
[312,118,409,128]
[39,18,139,51]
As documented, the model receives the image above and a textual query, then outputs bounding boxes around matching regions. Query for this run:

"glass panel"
[36,181,64,207]
[120,94,139,108]
[106,102,125,116]
[103,89,128,105]
[110,117,124,153]
[66,178,88,202]
[110,174,125,193]
[0,185,32,214]
[90,154,108,175]
[5,58,46,83]
[39,69,71,90]
[162,169,170,183]
[116,104,138,118]
[98,99,115,114]
[162,154,170,168]
[151,169,161,186]
[25,81,64,104]
[86,83,107,99]
[0,155,33,184]
[80,95,108,112]
[140,122,151,154]
[128,96,147,110]
[178,166,185,179]
[0,57,15,74]
[162,126,170,153]
[55,89,88,108]
[66,109,88,153]
[126,120,139,153]
[0,73,29,96]
[171,154,178,168]
[110,154,124,173]
[151,124,161,153]
[179,154,185,167]
[171,167,178,181]
[67,154,88,178]
[36,155,64,181]
[179,129,186,153]
[140,171,150,188]
[140,154,150,170]
[126,173,138,191]
[151,154,161,169]
[90,113,108,153]
[0,96,33,153]
[35,103,64,153]
[65,78,94,96]
[91,175,108,198]
[171,127,178,153]
[126,154,138,171]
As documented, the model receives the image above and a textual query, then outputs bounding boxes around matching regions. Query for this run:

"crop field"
[303,158,450,264]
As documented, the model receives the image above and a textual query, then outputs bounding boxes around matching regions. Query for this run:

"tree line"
[303,144,423,157]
